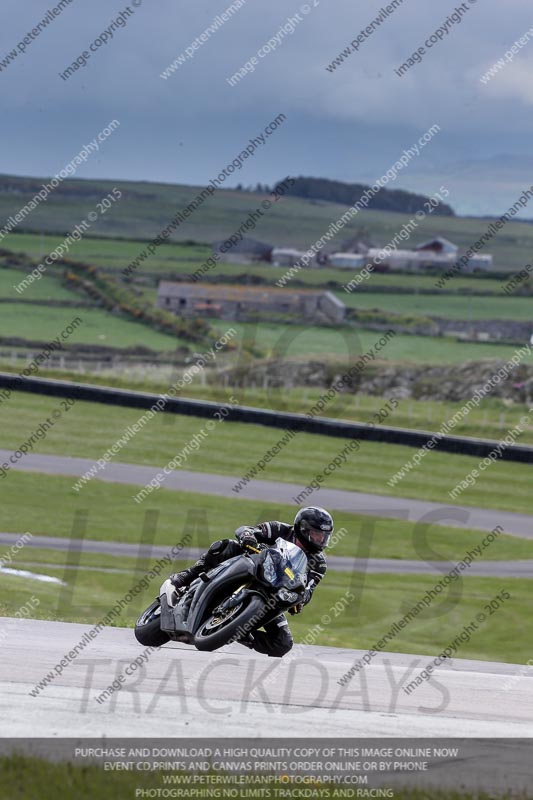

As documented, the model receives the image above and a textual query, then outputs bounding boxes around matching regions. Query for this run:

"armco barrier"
[1,372,533,463]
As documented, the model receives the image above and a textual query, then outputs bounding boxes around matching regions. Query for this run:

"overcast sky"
[1,0,532,216]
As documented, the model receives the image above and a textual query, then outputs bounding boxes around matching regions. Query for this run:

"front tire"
[134,599,170,647]
[194,594,267,652]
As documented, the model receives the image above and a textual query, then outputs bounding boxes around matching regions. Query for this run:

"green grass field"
[0,392,531,513]
[2,228,529,368]
[1,299,529,361]
[0,755,509,800]
[0,303,182,350]
[0,756,176,800]
[293,572,530,661]
[330,270,506,293]
[2,231,211,275]
[2,299,528,360]
[208,320,533,363]
[6,242,530,361]
[4,472,533,561]
[338,290,533,320]
[0,267,77,302]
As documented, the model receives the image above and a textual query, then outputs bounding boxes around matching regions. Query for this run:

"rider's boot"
[169,566,201,591]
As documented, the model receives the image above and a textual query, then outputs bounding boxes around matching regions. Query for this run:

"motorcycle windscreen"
[261,538,308,590]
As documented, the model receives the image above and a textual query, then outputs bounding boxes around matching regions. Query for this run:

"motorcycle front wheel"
[194,594,267,652]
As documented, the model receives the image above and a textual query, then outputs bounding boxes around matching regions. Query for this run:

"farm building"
[463,254,494,271]
[415,237,459,255]
[415,237,493,271]
[360,236,494,273]
[157,282,346,324]
[328,253,367,269]
[271,248,311,267]
[365,247,455,271]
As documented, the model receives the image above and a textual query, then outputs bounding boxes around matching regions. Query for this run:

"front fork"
[213,583,250,614]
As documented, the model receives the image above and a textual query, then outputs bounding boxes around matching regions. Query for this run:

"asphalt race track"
[1,618,531,739]
[2,449,533,538]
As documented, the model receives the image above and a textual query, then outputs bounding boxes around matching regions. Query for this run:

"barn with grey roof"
[157,282,346,324]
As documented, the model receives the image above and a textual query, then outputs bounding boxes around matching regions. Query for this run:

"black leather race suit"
[171,521,327,657]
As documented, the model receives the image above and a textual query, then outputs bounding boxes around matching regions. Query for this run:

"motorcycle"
[134,538,308,652]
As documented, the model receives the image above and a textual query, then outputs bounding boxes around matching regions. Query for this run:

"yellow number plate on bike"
[284,567,295,579]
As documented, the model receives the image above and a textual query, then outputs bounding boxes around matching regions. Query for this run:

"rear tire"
[134,599,170,647]
[194,594,267,652]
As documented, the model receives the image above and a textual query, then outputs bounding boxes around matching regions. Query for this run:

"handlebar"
[243,542,268,553]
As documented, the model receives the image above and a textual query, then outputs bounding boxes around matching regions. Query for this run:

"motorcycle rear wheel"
[134,599,170,647]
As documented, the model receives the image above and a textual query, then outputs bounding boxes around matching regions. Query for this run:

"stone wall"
[218,357,533,403]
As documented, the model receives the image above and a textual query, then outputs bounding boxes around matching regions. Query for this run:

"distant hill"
[0,173,453,252]
[273,176,455,216]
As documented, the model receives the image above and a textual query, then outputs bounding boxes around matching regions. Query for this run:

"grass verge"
[0,754,515,800]
[0,562,530,663]
[3,472,533,561]
[0,393,531,514]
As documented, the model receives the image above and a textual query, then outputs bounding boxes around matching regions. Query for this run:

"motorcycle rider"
[169,506,334,658]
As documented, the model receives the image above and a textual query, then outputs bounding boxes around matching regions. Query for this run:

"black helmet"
[294,507,333,552]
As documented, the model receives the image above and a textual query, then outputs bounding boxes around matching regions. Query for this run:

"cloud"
[477,58,533,106]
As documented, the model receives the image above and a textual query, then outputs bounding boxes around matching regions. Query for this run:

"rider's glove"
[236,527,258,549]
[288,587,312,615]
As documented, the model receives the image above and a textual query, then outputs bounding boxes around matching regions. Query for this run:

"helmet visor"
[307,528,331,548]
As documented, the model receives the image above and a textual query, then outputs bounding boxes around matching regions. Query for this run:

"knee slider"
[274,635,293,658]
[279,628,294,653]
[283,636,293,653]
